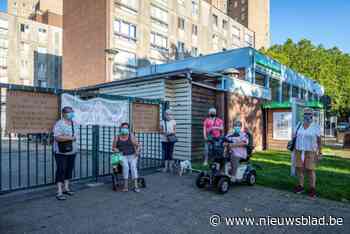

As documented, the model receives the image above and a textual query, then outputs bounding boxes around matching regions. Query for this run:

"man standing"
[203,108,224,166]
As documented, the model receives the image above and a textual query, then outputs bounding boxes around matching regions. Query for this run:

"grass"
[192,149,350,203]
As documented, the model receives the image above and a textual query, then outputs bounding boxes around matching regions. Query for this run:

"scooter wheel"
[217,177,230,194]
[196,173,207,188]
[247,172,256,186]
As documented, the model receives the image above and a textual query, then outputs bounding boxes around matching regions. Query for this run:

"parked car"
[337,122,350,132]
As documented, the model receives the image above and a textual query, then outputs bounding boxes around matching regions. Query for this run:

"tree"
[260,39,350,117]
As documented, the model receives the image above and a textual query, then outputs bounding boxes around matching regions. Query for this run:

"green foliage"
[260,39,350,117]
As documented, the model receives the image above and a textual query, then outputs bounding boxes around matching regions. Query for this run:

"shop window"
[282,82,291,102]
[255,72,266,87]
[212,14,218,27]
[269,78,280,102]
[292,86,299,98]
[300,89,306,99]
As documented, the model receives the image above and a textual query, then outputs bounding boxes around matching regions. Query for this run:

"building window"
[255,72,266,87]
[191,47,198,57]
[20,24,29,33]
[178,17,185,30]
[244,33,253,46]
[192,24,198,36]
[300,89,306,99]
[114,20,137,41]
[292,86,299,98]
[0,47,7,68]
[151,5,168,25]
[222,20,228,30]
[117,0,138,11]
[282,82,291,102]
[177,41,185,53]
[212,14,218,27]
[241,0,246,4]
[192,0,199,16]
[232,26,241,40]
[241,6,246,12]
[113,50,137,80]
[241,13,245,21]
[150,32,168,51]
[20,59,29,78]
[269,78,280,102]
[233,1,238,8]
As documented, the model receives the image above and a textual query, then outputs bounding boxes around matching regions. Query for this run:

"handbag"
[164,120,177,143]
[57,121,74,153]
[287,123,302,151]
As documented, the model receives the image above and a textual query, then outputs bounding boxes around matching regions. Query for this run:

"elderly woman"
[224,120,248,180]
[53,106,78,200]
[293,108,322,198]
[160,109,177,172]
[112,122,141,192]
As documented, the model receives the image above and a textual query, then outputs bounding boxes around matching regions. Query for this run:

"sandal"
[134,188,140,193]
[56,194,66,201]
[63,190,75,196]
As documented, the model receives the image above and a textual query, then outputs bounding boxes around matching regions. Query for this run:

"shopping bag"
[111,152,123,166]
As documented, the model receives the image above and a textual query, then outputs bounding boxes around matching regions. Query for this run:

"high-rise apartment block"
[0,12,62,88]
[228,0,270,49]
[63,0,257,89]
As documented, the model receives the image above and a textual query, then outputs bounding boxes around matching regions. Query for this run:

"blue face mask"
[304,115,313,124]
[65,112,74,120]
[120,128,129,135]
[234,127,241,133]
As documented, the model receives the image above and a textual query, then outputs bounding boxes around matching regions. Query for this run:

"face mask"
[65,112,74,120]
[304,115,313,124]
[234,127,241,133]
[120,128,129,135]
[210,113,216,118]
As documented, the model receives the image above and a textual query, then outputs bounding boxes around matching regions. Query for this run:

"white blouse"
[295,123,321,152]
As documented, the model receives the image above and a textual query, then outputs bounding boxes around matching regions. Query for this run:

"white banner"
[273,112,292,140]
[61,94,129,126]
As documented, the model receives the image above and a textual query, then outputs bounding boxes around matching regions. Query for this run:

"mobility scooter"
[196,134,256,194]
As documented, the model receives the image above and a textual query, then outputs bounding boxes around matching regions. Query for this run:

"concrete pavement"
[0,173,349,234]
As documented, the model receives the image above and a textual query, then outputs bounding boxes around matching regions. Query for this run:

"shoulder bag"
[287,123,302,151]
[57,121,74,153]
[164,120,177,143]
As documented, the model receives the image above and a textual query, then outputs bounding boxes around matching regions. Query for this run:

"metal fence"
[0,84,165,194]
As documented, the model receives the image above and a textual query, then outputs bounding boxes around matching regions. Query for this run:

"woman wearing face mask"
[293,108,322,198]
[160,109,177,172]
[112,123,141,192]
[53,106,78,200]
[224,120,248,180]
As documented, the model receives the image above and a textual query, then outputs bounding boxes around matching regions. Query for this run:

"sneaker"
[308,188,317,198]
[293,185,304,194]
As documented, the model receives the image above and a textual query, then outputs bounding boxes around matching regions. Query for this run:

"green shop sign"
[255,52,282,74]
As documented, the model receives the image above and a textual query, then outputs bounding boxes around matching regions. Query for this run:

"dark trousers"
[55,154,76,183]
[162,142,175,160]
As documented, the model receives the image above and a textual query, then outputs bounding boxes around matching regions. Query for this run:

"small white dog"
[179,160,192,176]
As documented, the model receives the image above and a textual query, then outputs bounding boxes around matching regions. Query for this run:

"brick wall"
[62,0,108,89]
[227,93,263,150]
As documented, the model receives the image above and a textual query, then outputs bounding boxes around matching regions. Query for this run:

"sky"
[271,0,350,53]
[0,0,349,53]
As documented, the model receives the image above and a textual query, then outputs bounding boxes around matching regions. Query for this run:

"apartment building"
[63,0,256,89]
[228,0,270,49]
[0,12,62,88]
[8,0,63,27]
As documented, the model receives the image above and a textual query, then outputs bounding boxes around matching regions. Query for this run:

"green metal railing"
[0,83,166,194]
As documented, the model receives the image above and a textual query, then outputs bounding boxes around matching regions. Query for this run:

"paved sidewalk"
[0,173,349,234]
